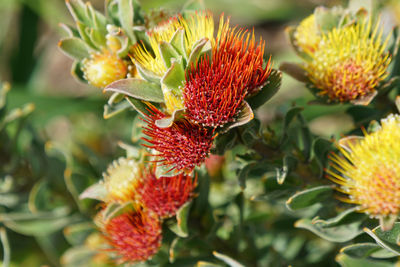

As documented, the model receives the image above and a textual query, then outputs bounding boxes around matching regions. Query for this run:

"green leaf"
[104,78,164,103]
[58,37,90,60]
[196,262,224,267]
[279,62,308,83]
[125,96,150,117]
[279,106,304,145]
[213,251,245,267]
[3,213,80,236]
[211,130,238,155]
[59,23,80,38]
[28,180,51,212]
[63,222,95,246]
[71,60,87,83]
[314,6,343,33]
[0,228,10,267]
[364,222,400,255]
[336,253,394,267]
[79,182,107,201]
[313,138,333,177]
[187,38,211,68]
[169,237,180,263]
[169,201,191,238]
[170,28,186,59]
[312,208,366,228]
[161,56,185,95]
[66,0,92,26]
[119,0,136,42]
[286,185,334,210]
[160,41,181,69]
[135,63,161,83]
[220,101,254,133]
[155,109,185,128]
[103,92,131,119]
[61,246,96,267]
[89,28,106,48]
[103,201,135,222]
[340,243,398,259]
[295,217,364,242]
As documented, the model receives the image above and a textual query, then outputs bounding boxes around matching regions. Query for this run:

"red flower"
[139,167,197,218]
[102,209,162,264]
[183,17,272,127]
[142,105,215,174]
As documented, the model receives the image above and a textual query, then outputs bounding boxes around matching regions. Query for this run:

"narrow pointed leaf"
[169,201,191,238]
[213,251,245,267]
[286,185,334,210]
[170,28,186,58]
[247,69,282,109]
[104,78,164,103]
[58,37,91,60]
[160,41,181,69]
[364,222,400,255]
[221,101,254,133]
[187,38,211,68]
[79,182,107,201]
[119,0,136,42]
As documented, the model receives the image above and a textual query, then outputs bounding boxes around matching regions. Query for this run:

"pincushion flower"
[326,114,400,220]
[101,208,162,264]
[102,157,143,203]
[305,19,391,103]
[289,13,392,104]
[132,11,214,77]
[292,14,321,54]
[82,50,129,88]
[138,167,197,218]
[183,17,272,127]
[142,104,215,174]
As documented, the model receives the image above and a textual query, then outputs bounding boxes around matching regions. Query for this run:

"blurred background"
[1,0,400,266]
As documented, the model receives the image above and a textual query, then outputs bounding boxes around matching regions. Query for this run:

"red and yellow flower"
[183,16,271,127]
[142,105,215,174]
[100,207,162,264]
[138,167,197,218]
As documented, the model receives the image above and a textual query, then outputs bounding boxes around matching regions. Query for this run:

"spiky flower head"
[142,105,215,174]
[302,18,391,103]
[101,208,162,264]
[183,16,272,127]
[292,14,321,54]
[138,167,197,218]
[102,157,143,203]
[132,11,214,77]
[326,114,400,218]
[82,50,128,88]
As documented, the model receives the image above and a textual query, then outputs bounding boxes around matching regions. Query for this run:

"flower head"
[82,50,128,88]
[303,19,391,102]
[101,208,162,264]
[326,114,400,217]
[138,167,197,218]
[132,12,214,76]
[102,157,142,203]
[142,105,215,174]
[293,14,321,54]
[183,16,271,127]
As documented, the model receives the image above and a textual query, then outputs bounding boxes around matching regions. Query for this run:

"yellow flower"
[102,157,142,203]
[82,50,128,88]
[132,11,214,76]
[293,14,321,54]
[327,114,400,217]
[303,19,391,102]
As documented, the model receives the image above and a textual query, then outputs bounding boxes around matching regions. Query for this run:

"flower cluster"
[285,7,392,104]
[129,12,272,175]
[63,3,278,265]
[93,157,196,264]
